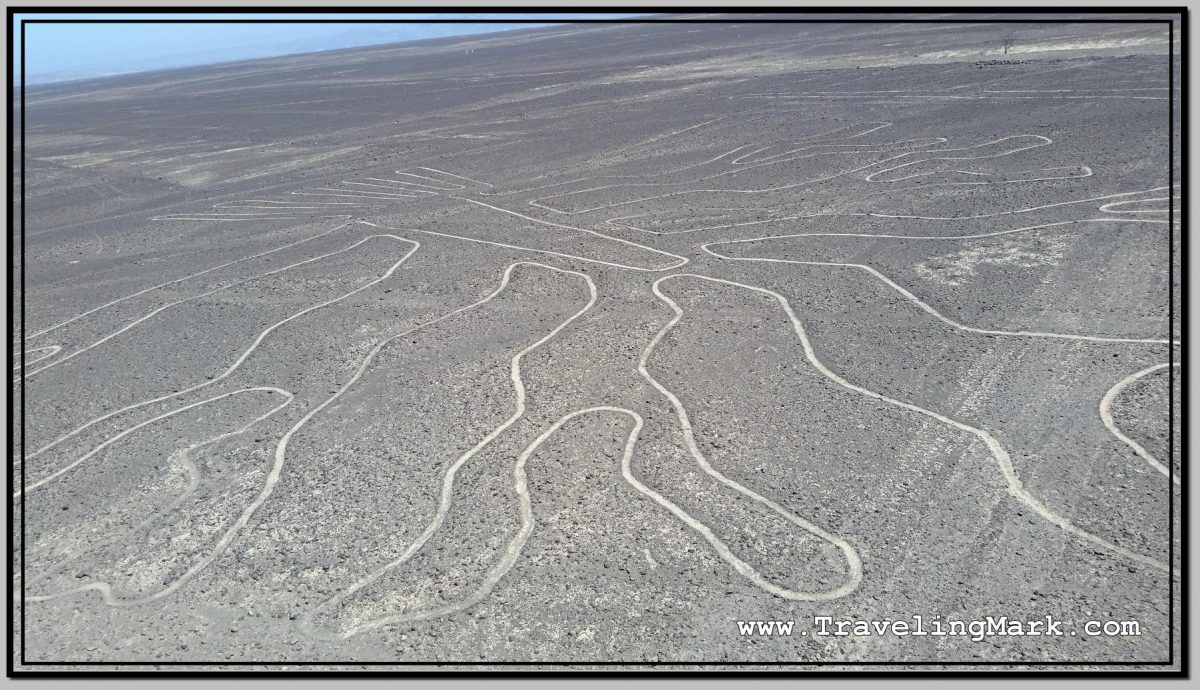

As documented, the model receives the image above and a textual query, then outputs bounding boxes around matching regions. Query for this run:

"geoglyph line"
[25,236,422,464]
[705,216,1167,243]
[29,260,580,609]
[466,113,797,196]
[22,234,414,379]
[13,346,61,369]
[701,219,1178,346]
[866,165,1092,186]
[28,439,204,596]
[25,220,354,340]
[299,261,598,637]
[467,122,928,200]
[293,188,427,199]
[602,186,1178,235]
[310,264,862,637]
[156,211,303,218]
[651,274,1172,574]
[341,181,439,196]
[414,167,490,187]
[862,136,1054,182]
[359,177,453,192]
[637,285,864,601]
[21,104,1179,625]
[25,386,294,606]
[729,138,947,167]
[526,132,958,215]
[215,200,362,208]
[446,196,690,271]
[1100,363,1181,485]
[1099,197,1179,214]
[320,380,874,636]
[18,385,293,498]
[526,134,1069,216]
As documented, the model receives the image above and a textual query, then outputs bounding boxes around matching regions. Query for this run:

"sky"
[14,13,645,85]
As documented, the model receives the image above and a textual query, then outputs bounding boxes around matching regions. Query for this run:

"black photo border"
[5,4,1188,677]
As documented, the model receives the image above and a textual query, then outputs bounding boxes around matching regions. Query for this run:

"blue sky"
[14,13,644,85]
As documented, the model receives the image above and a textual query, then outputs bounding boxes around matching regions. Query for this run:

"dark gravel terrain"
[11,13,1182,670]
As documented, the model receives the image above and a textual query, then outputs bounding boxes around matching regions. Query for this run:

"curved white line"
[468,118,794,197]
[868,165,1091,186]
[730,138,947,167]
[26,220,353,340]
[26,236,421,463]
[604,188,1177,235]
[29,442,203,593]
[638,285,864,600]
[1100,197,1179,214]
[701,219,1177,345]
[23,234,412,379]
[530,134,1058,216]
[653,274,1172,574]
[709,217,1166,244]
[18,385,292,496]
[13,345,61,369]
[862,167,1096,194]
[469,123,910,200]
[1100,363,1181,485]
[319,407,639,637]
[300,261,597,637]
[26,386,295,605]
[863,135,1051,182]
[527,142,949,215]
[325,384,875,636]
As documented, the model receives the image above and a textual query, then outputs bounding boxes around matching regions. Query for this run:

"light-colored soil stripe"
[653,274,1172,574]
[1100,362,1181,485]
[26,386,294,605]
[25,236,421,465]
[23,234,412,379]
[300,262,597,637]
[701,219,1178,346]
[26,220,354,340]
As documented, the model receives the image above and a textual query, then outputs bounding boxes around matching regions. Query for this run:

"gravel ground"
[11,13,1183,671]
